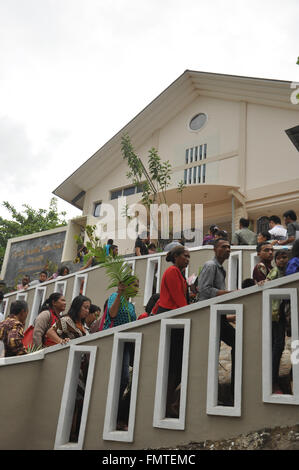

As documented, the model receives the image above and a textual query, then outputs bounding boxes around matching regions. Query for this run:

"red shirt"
[158,265,188,310]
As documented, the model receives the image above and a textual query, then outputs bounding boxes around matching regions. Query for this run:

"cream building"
[53,70,299,259]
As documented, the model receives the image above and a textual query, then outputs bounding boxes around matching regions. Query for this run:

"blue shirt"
[104,292,136,329]
[285,257,299,276]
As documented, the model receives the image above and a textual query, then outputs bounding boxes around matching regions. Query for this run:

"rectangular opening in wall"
[54,345,97,450]
[29,287,47,326]
[3,298,9,319]
[126,260,135,275]
[185,149,189,164]
[54,280,67,296]
[197,166,201,183]
[202,164,206,183]
[250,252,259,276]
[228,251,242,290]
[184,169,187,185]
[72,274,88,299]
[262,289,299,404]
[143,257,161,307]
[153,319,191,430]
[193,166,197,184]
[16,292,28,302]
[207,305,243,417]
[103,333,142,442]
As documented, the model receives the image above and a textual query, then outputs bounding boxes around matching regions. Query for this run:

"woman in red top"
[156,246,190,314]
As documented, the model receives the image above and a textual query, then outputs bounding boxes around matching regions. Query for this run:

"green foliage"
[102,257,139,302]
[25,343,43,354]
[121,133,173,207]
[121,133,143,184]
[75,225,139,305]
[148,148,172,204]
[75,224,107,265]
[297,57,299,65]
[177,180,185,193]
[0,197,67,270]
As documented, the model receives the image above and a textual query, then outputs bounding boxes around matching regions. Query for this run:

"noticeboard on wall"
[2,228,67,288]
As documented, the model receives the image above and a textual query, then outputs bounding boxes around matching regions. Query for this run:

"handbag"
[98,303,114,331]
[22,325,34,348]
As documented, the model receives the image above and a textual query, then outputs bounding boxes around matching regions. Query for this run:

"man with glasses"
[252,242,274,283]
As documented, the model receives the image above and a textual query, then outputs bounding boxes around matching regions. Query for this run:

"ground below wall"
[154,423,299,450]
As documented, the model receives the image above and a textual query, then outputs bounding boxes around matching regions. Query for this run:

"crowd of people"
[1,210,299,429]
[16,265,70,291]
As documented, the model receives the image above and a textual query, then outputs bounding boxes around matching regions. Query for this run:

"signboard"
[3,228,67,288]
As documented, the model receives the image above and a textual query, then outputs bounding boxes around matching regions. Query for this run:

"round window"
[189,113,207,131]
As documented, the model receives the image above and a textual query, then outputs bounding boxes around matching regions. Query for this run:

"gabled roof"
[53,70,293,209]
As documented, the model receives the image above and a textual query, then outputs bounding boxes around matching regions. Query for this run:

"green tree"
[121,133,172,208]
[121,133,186,245]
[0,197,67,269]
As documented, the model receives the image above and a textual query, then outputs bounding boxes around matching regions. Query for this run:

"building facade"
[53,70,299,258]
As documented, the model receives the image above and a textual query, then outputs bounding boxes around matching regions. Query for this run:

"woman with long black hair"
[46,295,91,342]
[33,292,67,348]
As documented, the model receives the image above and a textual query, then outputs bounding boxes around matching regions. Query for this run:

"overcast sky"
[0,0,298,222]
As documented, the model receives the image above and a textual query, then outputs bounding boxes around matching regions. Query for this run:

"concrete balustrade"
[0,246,298,450]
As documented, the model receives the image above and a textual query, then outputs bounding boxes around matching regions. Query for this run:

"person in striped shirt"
[0,300,28,357]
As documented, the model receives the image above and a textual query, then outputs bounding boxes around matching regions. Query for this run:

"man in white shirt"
[268,215,287,241]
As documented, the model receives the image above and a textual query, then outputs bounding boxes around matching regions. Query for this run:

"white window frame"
[29,286,47,326]
[103,332,142,442]
[16,292,28,302]
[228,250,242,290]
[72,273,88,299]
[250,252,259,278]
[54,280,67,296]
[262,288,299,404]
[153,319,191,430]
[206,304,243,417]
[54,345,97,450]
[3,298,9,319]
[126,260,136,275]
[143,257,161,307]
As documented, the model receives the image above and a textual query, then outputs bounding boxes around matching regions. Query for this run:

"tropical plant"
[121,133,172,208]
[75,224,107,265]
[102,257,139,304]
[25,343,43,354]
[74,225,139,306]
